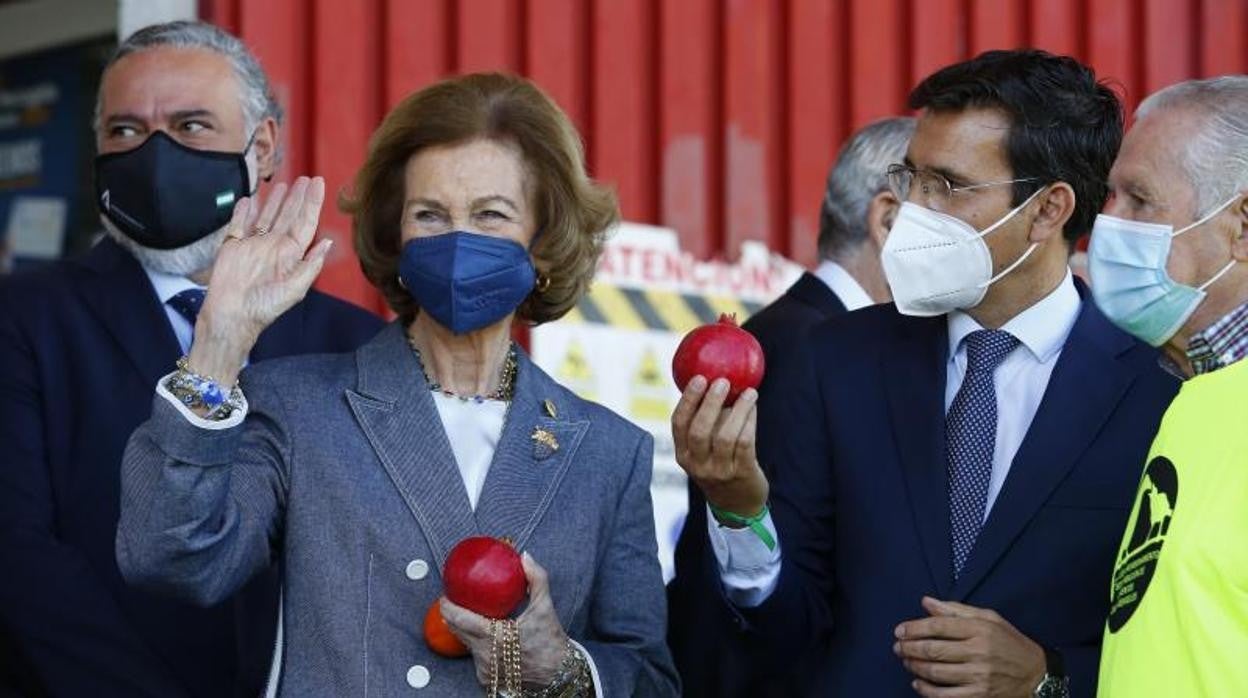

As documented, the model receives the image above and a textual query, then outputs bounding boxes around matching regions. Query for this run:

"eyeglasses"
[886,164,1038,206]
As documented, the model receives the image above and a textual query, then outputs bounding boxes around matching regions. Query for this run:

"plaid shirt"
[1186,300,1248,375]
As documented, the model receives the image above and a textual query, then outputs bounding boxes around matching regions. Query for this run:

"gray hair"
[819,116,916,260]
[1136,75,1248,215]
[94,20,283,135]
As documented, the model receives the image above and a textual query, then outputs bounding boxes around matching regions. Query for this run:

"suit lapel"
[72,239,181,388]
[952,301,1135,599]
[884,314,955,596]
[346,324,478,571]
[474,352,589,551]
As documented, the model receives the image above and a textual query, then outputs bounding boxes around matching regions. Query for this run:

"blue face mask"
[1088,195,1240,347]
[399,231,537,335]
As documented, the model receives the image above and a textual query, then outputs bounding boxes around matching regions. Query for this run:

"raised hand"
[670,376,769,519]
[188,176,333,387]
[440,553,573,689]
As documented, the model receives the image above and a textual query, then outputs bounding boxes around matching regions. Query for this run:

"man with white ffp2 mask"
[881,177,1045,316]
[670,50,1178,697]
[1090,76,1248,697]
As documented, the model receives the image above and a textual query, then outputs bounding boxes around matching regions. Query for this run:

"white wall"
[118,0,196,40]
[0,0,118,60]
[0,0,197,61]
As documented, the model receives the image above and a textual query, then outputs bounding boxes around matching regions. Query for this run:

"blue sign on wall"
[0,38,111,272]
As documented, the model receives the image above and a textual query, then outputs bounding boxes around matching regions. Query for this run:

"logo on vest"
[1108,456,1178,632]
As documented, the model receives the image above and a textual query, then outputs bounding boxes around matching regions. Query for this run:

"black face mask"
[94,130,253,250]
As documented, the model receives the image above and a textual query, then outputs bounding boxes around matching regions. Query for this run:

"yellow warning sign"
[556,339,596,400]
[629,347,672,422]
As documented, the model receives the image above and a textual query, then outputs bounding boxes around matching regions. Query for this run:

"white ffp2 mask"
[882,191,1043,316]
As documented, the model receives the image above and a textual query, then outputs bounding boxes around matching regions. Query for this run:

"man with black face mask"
[0,21,382,697]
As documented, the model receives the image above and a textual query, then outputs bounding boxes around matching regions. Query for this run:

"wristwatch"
[1033,646,1070,698]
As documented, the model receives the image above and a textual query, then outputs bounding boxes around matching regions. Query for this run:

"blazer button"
[406,559,429,580]
[406,664,431,688]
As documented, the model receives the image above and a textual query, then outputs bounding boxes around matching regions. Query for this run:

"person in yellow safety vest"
[1087,75,1248,697]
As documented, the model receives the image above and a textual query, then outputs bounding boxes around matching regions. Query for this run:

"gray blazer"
[117,323,679,696]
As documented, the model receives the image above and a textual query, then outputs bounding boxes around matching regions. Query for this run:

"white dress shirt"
[812,260,873,312]
[710,271,1082,607]
[144,268,205,354]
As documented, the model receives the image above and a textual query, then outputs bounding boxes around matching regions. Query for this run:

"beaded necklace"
[407,335,518,403]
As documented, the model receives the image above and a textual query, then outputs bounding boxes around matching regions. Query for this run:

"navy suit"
[738,288,1177,696]
[668,271,847,697]
[0,238,383,697]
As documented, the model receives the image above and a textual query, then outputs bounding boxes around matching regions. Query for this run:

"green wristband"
[709,503,776,551]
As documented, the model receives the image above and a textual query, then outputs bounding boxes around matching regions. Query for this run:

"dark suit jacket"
[668,271,847,697]
[0,238,383,697]
[734,288,1177,696]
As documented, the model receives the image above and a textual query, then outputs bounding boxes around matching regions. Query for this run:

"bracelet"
[165,356,244,421]
[708,503,777,551]
[521,640,593,698]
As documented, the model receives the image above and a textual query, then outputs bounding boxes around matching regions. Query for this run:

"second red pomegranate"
[672,314,765,406]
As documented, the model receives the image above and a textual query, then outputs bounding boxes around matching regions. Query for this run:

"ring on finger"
[253,224,270,236]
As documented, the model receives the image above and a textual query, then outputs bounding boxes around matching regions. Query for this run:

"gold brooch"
[531,427,560,460]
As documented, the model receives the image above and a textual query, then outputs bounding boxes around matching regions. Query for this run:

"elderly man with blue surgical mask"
[1090,75,1248,697]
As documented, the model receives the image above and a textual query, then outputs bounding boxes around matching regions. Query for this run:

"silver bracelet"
[522,641,593,698]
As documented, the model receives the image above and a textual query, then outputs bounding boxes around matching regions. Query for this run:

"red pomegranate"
[443,537,526,619]
[672,314,765,406]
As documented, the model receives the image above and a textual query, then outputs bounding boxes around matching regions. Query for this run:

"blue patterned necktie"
[166,288,207,328]
[947,328,1019,579]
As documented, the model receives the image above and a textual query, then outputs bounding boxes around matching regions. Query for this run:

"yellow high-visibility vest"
[1098,357,1248,696]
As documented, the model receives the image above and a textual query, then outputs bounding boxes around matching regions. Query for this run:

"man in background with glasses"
[671,50,1178,697]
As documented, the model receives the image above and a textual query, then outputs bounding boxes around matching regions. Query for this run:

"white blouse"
[429,393,507,510]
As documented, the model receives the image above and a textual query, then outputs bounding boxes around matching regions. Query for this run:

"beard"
[101,215,226,278]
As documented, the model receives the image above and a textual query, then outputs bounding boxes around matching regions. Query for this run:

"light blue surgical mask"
[1088,195,1240,347]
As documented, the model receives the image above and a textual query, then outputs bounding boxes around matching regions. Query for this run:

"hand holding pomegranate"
[439,552,572,689]
[670,316,770,520]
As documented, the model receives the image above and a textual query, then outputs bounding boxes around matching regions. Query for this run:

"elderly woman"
[116,73,678,696]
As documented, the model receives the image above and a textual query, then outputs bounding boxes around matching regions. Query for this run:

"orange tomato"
[424,599,469,658]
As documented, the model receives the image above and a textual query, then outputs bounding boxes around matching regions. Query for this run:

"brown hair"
[342,72,618,324]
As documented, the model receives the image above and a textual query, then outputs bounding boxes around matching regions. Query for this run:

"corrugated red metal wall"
[199,0,1248,314]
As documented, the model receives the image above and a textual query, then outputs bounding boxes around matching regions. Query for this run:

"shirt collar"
[143,267,203,305]
[813,260,874,311]
[1185,299,1248,376]
[946,270,1080,363]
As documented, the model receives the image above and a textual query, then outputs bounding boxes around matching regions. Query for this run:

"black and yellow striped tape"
[562,284,764,333]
